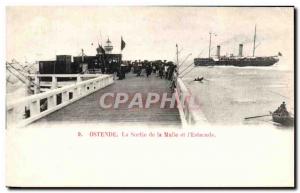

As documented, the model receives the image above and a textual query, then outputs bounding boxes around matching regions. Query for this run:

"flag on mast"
[121,36,126,51]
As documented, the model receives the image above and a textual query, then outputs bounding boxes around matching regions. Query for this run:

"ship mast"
[252,25,257,57]
[208,32,217,59]
[208,32,212,59]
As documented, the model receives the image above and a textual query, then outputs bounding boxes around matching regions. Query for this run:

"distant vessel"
[194,26,280,67]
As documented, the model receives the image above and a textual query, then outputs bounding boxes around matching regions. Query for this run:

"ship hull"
[194,57,279,67]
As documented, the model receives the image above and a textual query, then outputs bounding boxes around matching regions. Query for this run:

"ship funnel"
[216,45,221,58]
[239,44,243,57]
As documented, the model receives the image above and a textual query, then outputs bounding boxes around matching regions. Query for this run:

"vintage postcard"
[5,6,295,187]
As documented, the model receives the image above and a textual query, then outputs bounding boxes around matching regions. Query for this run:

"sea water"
[182,62,294,127]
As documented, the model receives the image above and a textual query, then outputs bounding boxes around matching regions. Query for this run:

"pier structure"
[28,74,104,93]
[7,74,113,128]
[7,72,209,128]
[175,78,208,126]
[33,73,182,126]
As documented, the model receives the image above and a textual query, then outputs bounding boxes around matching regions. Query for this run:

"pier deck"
[33,73,181,126]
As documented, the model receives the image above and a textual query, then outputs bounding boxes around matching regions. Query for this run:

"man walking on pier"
[146,64,152,77]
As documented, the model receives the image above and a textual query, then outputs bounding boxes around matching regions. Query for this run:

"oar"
[244,114,272,120]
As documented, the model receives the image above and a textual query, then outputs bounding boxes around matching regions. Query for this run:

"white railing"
[27,74,103,93]
[27,74,102,78]
[6,74,114,128]
[175,78,208,126]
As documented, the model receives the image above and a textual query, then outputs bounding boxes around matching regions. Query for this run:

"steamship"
[194,26,280,67]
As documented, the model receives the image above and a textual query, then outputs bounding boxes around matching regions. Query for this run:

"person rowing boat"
[271,102,294,126]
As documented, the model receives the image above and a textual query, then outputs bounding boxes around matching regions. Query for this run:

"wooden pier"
[6,72,210,128]
[32,73,182,126]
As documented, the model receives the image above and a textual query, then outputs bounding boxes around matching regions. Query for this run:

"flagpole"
[176,44,179,66]
[100,30,103,46]
[120,37,122,64]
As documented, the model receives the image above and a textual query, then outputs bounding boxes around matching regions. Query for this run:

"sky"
[6,7,294,67]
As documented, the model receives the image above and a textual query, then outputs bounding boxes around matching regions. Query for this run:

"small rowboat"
[271,111,294,126]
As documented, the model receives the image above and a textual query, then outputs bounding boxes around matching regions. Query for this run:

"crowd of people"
[118,60,177,81]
